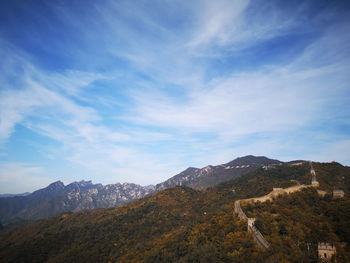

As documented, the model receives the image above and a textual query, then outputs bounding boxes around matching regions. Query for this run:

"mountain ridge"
[0,161,348,262]
[0,155,288,223]
[0,192,30,198]
[155,155,283,190]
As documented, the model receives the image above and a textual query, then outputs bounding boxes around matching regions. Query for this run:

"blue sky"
[1,0,350,193]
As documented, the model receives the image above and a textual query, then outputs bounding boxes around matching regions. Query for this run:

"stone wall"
[234,200,270,249]
[233,162,320,251]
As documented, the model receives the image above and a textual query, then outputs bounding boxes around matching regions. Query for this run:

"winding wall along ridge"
[234,200,270,249]
[234,162,319,250]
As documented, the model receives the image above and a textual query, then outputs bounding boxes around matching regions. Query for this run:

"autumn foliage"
[0,162,349,262]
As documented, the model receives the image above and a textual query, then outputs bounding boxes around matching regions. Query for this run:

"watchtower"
[333,189,344,198]
[318,243,336,261]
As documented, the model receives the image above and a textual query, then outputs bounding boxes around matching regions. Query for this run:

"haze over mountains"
[0,155,285,223]
[0,193,30,198]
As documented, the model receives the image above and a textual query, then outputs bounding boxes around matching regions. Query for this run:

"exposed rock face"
[61,182,155,212]
[0,155,283,223]
[0,180,154,223]
[156,155,282,190]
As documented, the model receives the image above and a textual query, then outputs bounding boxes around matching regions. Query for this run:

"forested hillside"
[0,162,349,262]
[242,188,350,262]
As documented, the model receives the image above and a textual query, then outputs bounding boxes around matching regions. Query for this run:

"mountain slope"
[0,186,254,263]
[0,155,282,223]
[241,188,350,261]
[0,181,153,223]
[1,161,349,262]
[155,155,283,190]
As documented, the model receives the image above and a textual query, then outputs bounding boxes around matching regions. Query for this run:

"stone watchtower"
[247,218,256,231]
[318,243,336,261]
[333,189,344,198]
[310,162,319,186]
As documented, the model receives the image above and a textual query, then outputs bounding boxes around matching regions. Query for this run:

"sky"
[0,0,350,194]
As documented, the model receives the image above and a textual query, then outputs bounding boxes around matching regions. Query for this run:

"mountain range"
[155,155,282,190]
[0,193,30,198]
[1,160,349,262]
[0,155,285,223]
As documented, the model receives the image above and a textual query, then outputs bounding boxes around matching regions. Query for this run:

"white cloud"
[188,0,250,47]
[126,63,342,136]
[1,0,350,193]
[185,0,301,59]
[0,162,52,193]
[0,47,103,140]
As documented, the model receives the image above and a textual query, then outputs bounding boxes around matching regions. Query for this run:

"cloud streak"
[0,0,349,192]
[0,162,52,193]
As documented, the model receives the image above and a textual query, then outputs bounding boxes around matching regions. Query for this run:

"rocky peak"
[29,181,65,200]
[0,155,285,223]
[155,155,283,190]
[65,180,102,192]
[225,155,282,166]
[49,180,65,188]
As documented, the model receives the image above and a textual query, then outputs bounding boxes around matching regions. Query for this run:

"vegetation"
[219,163,311,199]
[243,188,350,262]
[313,162,350,194]
[0,162,349,262]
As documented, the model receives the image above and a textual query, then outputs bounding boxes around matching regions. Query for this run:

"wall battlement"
[234,200,270,249]
[233,162,320,250]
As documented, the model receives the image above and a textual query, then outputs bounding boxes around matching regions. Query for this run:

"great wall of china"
[234,162,319,249]
[234,199,270,249]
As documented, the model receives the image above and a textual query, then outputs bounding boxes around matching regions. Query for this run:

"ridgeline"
[0,161,349,262]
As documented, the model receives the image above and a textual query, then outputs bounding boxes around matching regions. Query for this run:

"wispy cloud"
[0,162,52,193]
[0,0,349,192]
[0,63,100,142]
[187,0,250,47]
[0,42,183,186]
[126,62,348,136]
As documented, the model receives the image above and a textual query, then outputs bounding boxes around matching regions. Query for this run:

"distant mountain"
[0,180,153,223]
[0,155,284,223]
[0,192,30,198]
[155,155,282,190]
